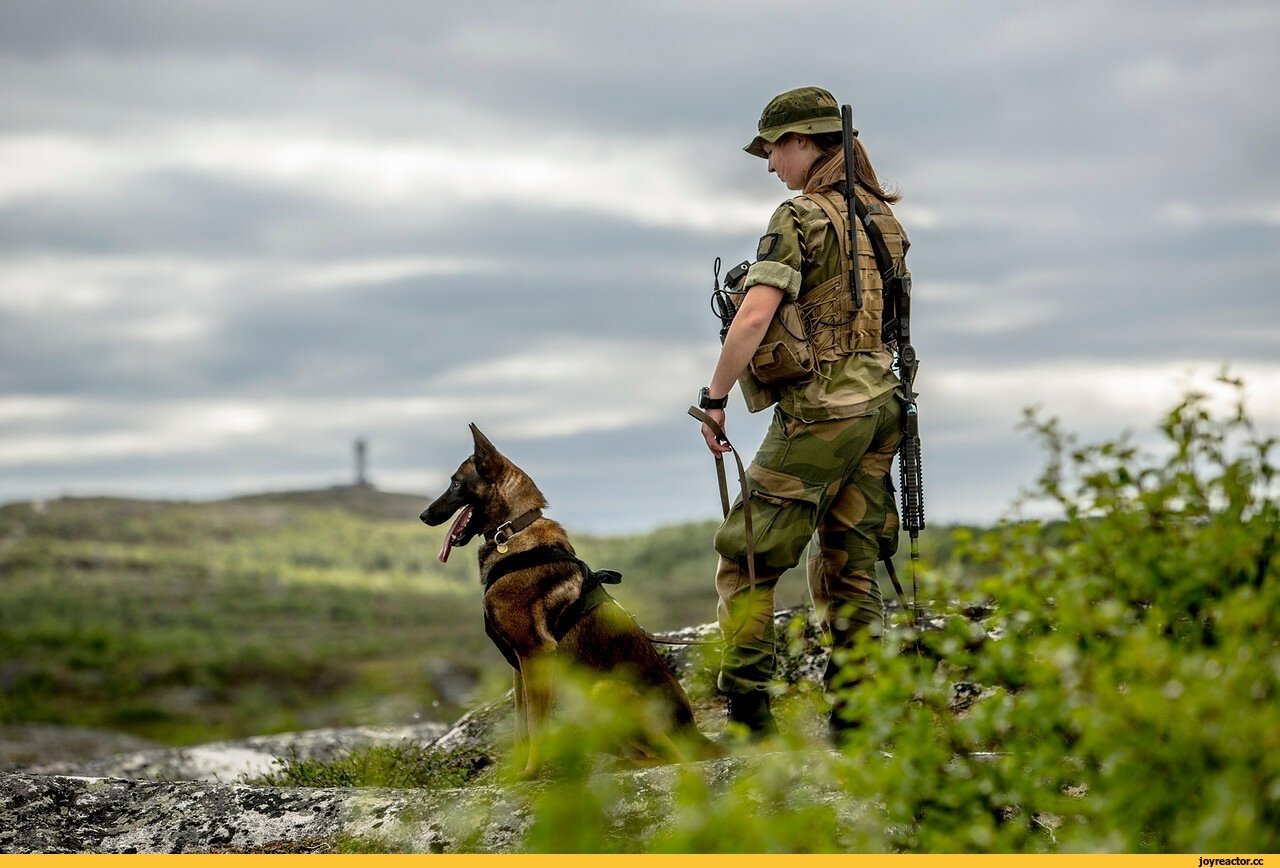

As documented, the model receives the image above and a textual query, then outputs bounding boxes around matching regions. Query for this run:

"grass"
[252,743,493,789]
[0,486,960,746]
[0,492,488,742]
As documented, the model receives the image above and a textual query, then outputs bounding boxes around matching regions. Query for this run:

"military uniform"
[714,88,911,729]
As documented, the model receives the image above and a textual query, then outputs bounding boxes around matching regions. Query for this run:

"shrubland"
[449,378,1279,852]
[3,378,1275,853]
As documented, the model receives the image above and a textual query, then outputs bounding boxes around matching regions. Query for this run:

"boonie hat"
[744,86,843,158]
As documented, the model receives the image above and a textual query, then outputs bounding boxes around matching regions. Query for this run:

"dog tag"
[496,542,509,554]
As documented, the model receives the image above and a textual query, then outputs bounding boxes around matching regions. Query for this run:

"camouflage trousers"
[713,396,902,696]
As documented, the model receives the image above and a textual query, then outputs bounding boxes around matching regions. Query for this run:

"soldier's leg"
[712,411,829,731]
[806,400,901,738]
[714,557,784,732]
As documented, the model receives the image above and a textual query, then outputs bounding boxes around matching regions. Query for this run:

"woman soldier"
[694,86,910,742]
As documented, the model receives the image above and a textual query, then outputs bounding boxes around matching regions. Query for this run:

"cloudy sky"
[2,0,1277,532]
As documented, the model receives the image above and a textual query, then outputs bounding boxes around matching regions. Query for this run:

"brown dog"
[420,424,720,772]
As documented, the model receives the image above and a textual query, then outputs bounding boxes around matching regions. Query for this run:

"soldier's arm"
[700,284,784,454]
[698,201,801,453]
[708,284,784,399]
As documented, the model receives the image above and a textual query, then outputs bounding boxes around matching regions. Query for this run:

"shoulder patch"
[756,232,781,261]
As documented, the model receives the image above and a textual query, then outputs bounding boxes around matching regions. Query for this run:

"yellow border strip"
[1,855,1275,865]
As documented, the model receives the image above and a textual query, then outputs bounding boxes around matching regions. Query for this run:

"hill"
[6,485,943,747]
[222,484,430,522]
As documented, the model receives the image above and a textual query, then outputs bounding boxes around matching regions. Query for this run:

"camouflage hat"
[744,86,843,158]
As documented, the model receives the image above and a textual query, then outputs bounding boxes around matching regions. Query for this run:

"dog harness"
[482,545,623,652]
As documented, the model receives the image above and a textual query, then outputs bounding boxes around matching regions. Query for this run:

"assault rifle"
[893,272,925,570]
[889,265,925,625]
[842,103,925,617]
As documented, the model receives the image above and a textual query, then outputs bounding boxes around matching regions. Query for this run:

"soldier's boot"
[823,620,875,748]
[824,662,864,748]
[722,690,778,742]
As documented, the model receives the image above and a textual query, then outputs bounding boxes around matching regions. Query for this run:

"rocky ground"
[0,605,995,853]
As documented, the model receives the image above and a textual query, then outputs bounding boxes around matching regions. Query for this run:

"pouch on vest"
[737,368,778,413]
[749,301,817,385]
[722,263,810,399]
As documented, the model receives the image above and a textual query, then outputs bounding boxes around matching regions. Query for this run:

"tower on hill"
[354,438,370,488]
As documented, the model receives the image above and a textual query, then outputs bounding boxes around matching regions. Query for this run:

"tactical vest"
[796,186,909,360]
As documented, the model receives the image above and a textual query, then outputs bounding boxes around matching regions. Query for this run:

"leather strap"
[687,406,756,598]
[485,508,543,547]
[880,554,914,623]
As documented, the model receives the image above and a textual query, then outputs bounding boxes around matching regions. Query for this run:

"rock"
[0,725,159,773]
[0,773,427,853]
[0,751,858,853]
[24,723,448,783]
[0,603,1002,853]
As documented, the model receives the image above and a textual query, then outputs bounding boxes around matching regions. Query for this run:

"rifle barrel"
[840,104,863,311]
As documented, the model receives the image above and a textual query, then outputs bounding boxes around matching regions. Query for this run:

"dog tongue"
[438,505,473,563]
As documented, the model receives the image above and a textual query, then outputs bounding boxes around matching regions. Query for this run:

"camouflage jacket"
[738,184,906,421]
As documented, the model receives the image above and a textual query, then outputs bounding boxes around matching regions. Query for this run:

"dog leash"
[687,406,758,646]
[686,406,756,586]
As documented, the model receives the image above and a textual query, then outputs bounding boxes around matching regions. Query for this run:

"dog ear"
[469,423,503,479]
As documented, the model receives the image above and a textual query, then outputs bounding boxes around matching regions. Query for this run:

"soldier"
[694,86,911,742]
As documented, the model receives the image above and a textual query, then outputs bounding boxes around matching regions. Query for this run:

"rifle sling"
[835,182,907,344]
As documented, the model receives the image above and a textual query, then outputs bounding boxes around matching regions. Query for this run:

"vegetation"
[0,480,936,743]
[0,491,483,741]
[444,377,1277,853]
[3,377,1275,853]
[252,743,491,790]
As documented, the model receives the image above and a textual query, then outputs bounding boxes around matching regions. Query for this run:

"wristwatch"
[698,387,729,410]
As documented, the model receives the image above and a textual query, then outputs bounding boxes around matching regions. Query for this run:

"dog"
[420,424,721,772]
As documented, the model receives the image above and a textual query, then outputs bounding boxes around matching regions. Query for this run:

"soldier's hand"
[700,409,732,455]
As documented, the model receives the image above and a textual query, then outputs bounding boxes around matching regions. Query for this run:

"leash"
[687,405,758,646]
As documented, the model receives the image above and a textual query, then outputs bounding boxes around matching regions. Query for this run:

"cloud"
[0,0,1277,531]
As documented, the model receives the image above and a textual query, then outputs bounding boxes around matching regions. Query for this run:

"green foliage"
[459,378,1278,853]
[848,377,1277,852]
[0,484,955,744]
[5,379,1275,853]
[253,743,491,789]
[0,495,491,741]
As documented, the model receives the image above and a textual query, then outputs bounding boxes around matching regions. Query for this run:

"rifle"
[841,105,864,312]
[895,272,925,616]
[841,104,926,620]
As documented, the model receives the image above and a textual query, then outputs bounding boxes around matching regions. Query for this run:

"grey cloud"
[0,170,326,256]
[1,0,1277,529]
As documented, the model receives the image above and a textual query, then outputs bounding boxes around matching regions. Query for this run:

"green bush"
[481,377,1277,853]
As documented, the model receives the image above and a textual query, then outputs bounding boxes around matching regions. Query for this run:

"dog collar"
[487,508,543,552]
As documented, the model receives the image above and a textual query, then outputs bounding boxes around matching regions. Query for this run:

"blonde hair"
[800,132,901,203]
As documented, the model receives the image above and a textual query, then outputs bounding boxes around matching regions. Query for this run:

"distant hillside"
[0,488,966,748]
[222,485,429,523]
